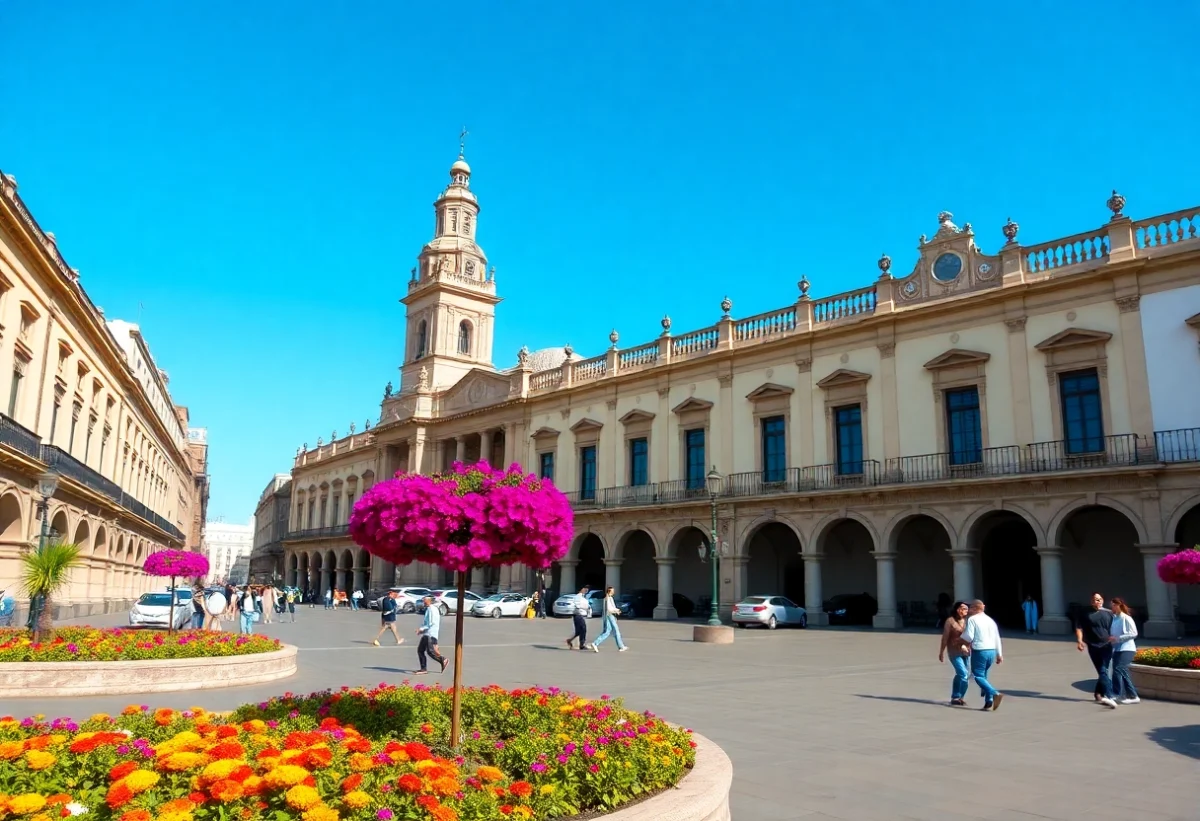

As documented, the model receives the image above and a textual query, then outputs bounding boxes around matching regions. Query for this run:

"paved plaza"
[17,611,1200,821]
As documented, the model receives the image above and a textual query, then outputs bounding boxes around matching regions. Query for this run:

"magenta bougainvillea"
[1157,547,1200,586]
[143,549,210,578]
[349,461,574,572]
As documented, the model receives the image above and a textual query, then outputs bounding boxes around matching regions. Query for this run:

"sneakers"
[439,657,449,673]
[591,644,599,653]
[618,646,628,652]
[372,640,380,646]
[991,693,1003,711]
[1098,697,1118,709]
[950,698,965,707]
[1118,697,1140,704]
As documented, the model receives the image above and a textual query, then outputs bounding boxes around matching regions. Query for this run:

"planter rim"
[0,644,294,670]
[601,730,732,821]
[1131,662,1200,676]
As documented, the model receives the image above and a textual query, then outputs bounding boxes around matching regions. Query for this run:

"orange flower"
[415,795,439,810]
[241,775,265,796]
[154,708,176,726]
[319,718,341,730]
[431,777,459,796]
[45,795,72,806]
[207,741,245,760]
[348,753,375,772]
[430,805,458,821]
[215,725,239,739]
[211,779,245,802]
[0,740,23,760]
[160,799,195,814]
[302,807,340,821]
[398,773,423,793]
[509,781,533,798]
[343,738,371,754]
[476,766,504,783]
[284,784,322,811]
[499,806,513,816]
[120,810,151,821]
[341,774,363,793]
[106,782,135,810]
[404,742,432,761]
[110,762,139,782]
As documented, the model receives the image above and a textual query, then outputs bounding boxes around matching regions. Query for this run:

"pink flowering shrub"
[1157,547,1200,585]
[142,549,210,578]
[349,461,573,571]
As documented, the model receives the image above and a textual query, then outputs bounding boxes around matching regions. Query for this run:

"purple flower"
[583,744,596,757]
[531,762,547,773]
[116,745,130,755]
[377,811,394,821]
[471,731,480,739]
[494,741,505,749]
[556,754,569,764]
[589,764,600,773]
[563,742,576,755]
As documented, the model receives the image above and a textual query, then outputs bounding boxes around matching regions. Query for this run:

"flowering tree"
[1158,546,1200,585]
[143,549,210,634]
[350,461,574,742]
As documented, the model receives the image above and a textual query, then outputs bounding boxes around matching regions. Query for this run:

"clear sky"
[2,1,1194,522]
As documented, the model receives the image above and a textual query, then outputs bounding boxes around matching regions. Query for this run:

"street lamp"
[704,465,722,627]
[26,469,59,630]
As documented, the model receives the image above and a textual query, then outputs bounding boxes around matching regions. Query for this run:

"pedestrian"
[1107,597,1140,705]
[324,588,333,610]
[937,600,970,706]
[373,590,405,646]
[530,590,541,619]
[190,585,206,630]
[962,600,1004,711]
[537,573,549,618]
[591,586,627,652]
[415,595,448,675]
[565,585,591,650]
[237,585,257,635]
[1022,594,1039,634]
[285,588,297,623]
[1075,592,1118,709]
[262,586,276,624]
[352,589,363,611]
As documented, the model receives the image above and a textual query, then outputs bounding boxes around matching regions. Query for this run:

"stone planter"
[603,731,732,821]
[0,644,298,698]
[1130,663,1200,704]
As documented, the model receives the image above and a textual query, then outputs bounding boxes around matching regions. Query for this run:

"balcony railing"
[564,432,1198,511]
[42,445,123,500]
[0,414,42,459]
[284,524,351,541]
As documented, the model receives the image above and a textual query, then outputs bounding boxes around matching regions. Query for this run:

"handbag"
[251,611,261,623]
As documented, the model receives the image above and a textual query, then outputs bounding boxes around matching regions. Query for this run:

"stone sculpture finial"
[877,253,892,278]
[1107,189,1126,219]
[609,329,619,348]
[418,365,430,390]
[661,315,672,333]
[350,422,356,434]
[1002,217,1020,244]
[564,343,573,357]
[332,430,338,441]
[798,276,811,298]
[384,381,393,398]
[317,436,323,446]
[720,296,732,317]
[517,345,530,367]
[365,419,371,430]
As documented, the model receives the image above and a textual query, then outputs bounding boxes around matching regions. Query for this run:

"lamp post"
[705,466,722,627]
[26,469,59,631]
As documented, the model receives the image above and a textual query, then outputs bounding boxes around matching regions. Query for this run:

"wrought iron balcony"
[42,445,122,500]
[0,413,42,460]
[284,524,351,541]
[1155,428,1200,463]
[883,447,1023,483]
[1025,433,1142,472]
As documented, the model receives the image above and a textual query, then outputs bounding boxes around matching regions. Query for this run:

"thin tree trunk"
[36,594,53,642]
[168,575,176,635]
[450,569,466,747]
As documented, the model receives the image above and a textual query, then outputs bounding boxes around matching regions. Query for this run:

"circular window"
[932,253,963,282]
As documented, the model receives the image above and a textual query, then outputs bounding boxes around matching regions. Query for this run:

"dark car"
[824,593,878,626]
[623,589,695,619]
[614,593,638,618]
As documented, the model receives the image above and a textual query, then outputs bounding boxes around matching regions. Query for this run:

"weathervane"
[459,126,469,158]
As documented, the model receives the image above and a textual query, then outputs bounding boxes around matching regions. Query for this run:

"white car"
[370,587,432,613]
[129,592,191,630]
[421,589,484,615]
[552,590,605,618]
[732,596,807,629]
[471,593,531,619]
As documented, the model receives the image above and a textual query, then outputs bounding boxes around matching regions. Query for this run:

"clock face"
[933,253,963,282]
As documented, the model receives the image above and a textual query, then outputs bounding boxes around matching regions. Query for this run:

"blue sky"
[2,1,1193,522]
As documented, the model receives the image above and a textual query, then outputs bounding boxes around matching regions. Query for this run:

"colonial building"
[0,171,199,619]
[179,419,210,551]
[249,473,291,583]
[284,152,1200,638]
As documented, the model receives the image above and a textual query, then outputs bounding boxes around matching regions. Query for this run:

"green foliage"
[19,541,82,600]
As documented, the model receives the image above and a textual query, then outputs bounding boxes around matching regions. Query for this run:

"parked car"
[732,595,807,629]
[128,592,191,630]
[369,587,432,613]
[823,593,878,626]
[622,589,696,619]
[613,592,638,618]
[471,593,532,619]
[418,589,484,615]
[552,590,605,618]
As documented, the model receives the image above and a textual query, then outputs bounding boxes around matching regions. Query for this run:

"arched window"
[416,320,427,359]
[457,321,472,356]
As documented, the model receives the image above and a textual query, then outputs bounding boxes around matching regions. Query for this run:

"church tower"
[399,143,500,392]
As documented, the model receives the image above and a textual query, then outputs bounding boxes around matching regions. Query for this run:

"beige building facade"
[286,154,1200,638]
[0,170,197,619]
[249,473,290,584]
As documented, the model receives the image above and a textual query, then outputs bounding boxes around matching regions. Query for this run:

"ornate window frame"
[923,349,991,454]
[1034,328,1113,443]
[671,397,713,482]
[745,383,793,473]
[619,409,655,485]
[816,369,871,467]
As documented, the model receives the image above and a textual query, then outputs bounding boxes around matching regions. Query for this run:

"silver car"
[552,590,604,618]
[128,591,191,630]
[732,596,807,629]
[471,593,532,619]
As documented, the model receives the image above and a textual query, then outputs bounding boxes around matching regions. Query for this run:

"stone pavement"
[15,609,1199,821]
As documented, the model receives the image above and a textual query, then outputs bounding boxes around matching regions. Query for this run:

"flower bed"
[0,684,696,821]
[1133,646,1200,670]
[0,628,281,663]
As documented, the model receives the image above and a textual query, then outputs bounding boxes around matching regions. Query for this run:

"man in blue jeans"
[1075,592,1118,709]
[962,600,1004,711]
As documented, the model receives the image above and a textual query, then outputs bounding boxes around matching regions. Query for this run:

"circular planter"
[1130,663,1200,704]
[0,644,297,698]
[603,731,732,821]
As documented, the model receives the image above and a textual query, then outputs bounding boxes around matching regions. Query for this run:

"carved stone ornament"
[933,211,961,239]
[877,253,892,277]
[317,437,323,446]
[438,256,454,274]
[609,329,619,347]
[418,365,430,390]
[606,398,617,409]
[1002,217,1019,244]
[296,446,302,456]
[1004,317,1027,333]
[878,342,896,358]
[331,430,338,441]
[1117,295,1141,313]
[349,422,356,434]
[517,345,530,367]
[720,296,733,316]
[798,276,811,298]
[661,315,672,333]
[303,442,308,450]
[1107,189,1126,219]
[364,419,371,430]
[564,343,573,357]
[796,358,812,373]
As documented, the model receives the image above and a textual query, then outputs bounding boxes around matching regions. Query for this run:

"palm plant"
[20,541,82,641]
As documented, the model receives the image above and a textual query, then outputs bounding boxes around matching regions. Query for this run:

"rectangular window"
[539,451,555,481]
[346,494,354,520]
[579,446,597,501]
[945,387,982,465]
[331,496,340,525]
[84,426,93,463]
[760,416,787,482]
[7,369,20,418]
[1059,369,1104,454]
[319,500,327,527]
[99,431,108,469]
[307,501,315,529]
[685,429,706,490]
[629,437,649,486]
[50,402,60,443]
[834,405,864,475]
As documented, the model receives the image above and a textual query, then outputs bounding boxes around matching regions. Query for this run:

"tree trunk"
[35,594,54,642]
[450,569,466,748]
[168,575,176,635]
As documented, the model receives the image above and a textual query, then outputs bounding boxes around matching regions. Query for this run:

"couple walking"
[564,585,627,652]
[938,599,1004,711]
[1076,593,1140,708]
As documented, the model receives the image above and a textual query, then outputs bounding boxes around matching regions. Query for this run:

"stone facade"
[249,473,290,583]
[0,170,201,619]
[285,154,1200,637]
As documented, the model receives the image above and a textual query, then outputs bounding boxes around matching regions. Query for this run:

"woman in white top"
[590,586,627,652]
[1107,597,1140,704]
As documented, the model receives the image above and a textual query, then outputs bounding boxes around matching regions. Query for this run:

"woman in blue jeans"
[938,601,970,706]
[1107,597,1140,704]
[590,586,627,652]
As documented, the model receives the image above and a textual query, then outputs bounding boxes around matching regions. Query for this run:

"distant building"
[176,414,210,551]
[228,554,250,586]
[250,474,291,583]
[203,519,253,583]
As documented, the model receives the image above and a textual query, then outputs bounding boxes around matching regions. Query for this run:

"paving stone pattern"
[16,610,1199,820]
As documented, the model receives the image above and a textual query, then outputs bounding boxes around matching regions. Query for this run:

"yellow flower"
[476,765,504,782]
[348,753,374,772]
[158,811,194,821]
[539,785,556,796]
[500,701,511,709]
[557,733,571,743]
[574,698,590,707]
[244,719,268,732]
[24,750,56,770]
[558,705,575,714]
[264,765,312,789]
[160,752,209,772]
[343,791,371,809]
[6,794,47,815]
[124,769,161,794]
[596,751,607,761]
[285,785,323,811]
[0,741,25,760]
[280,749,306,764]
[414,760,439,773]
[90,713,111,722]
[661,756,671,766]
[302,808,339,821]
[514,808,533,819]
[30,814,53,821]
[200,759,240,784]
[47,735,67,745]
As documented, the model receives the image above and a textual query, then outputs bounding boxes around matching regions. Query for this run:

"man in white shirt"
[962,599,1004,711]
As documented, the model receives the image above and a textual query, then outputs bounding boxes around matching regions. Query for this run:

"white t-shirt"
[963,612,1003,655]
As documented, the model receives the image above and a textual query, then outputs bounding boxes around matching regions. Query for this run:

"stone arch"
[567,532,605,591]
[457,319,473,356]
[736,514,804,558]
[742,519,805,603]
[960,503,1046,550]
[812,513,878,608]
[115,534,125,561]
[49,507,70,543]
[1165,494,1200,545]
[883,511,955,625]
[811,510,879,555]
[0,492,24,542]
[882,508,957,553]
[665,523,711,610]
[567,529,608,562]
[94,525,108,558]
[612,526,659,560]
[73,518,92,553]
[614,527,657,592]
[1049,496,1149,546]
[664,522,713,559]
[1054,501,1146,617]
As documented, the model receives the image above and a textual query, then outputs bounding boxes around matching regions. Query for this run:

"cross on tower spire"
[458,126,469,158]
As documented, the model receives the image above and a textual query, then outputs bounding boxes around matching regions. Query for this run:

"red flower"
[319,717,341,730]
[189,792,209,804]
[509,781,533,798]
[106,782,134,809]
[207,741,245,760]
[215,725,239,739]
[404,741,432,761]
[500,805,514,815]
[110,761,139,782]
[416,795,439,810]
[398,774,423,793]
[342,773,364,793]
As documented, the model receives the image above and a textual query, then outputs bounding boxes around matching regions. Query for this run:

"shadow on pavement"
[853,694,947,708]
[1003,689,1079,703]
[1146,725,1200,759]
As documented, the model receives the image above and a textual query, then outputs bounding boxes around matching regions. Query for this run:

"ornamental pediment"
[745,382,794,401]
[529,426,560,440]
[618,409,656,424]
[439,369,511,412]
[569,417,604,433]
[1034,328,1113,352]
[671,397,714,414]
[816,369,871,389]
[923,349,991,370]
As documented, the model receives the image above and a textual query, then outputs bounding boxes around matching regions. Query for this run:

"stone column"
[558,559,578,596]
[455,437,467,463]
[949,549,975,603]
[481,430,494,467]
[653,558,677,619]
[1138,544,1182,639]
[603,558,622,596]
[470,566,486,591]
[729,555,748,605]
[872,551,901,628]
[802,555,829,625]
[434,440,446,473]
[1036,546,1070,634]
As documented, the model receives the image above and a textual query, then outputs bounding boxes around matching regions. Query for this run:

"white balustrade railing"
[671,327,719,358]
[1135,208,1199,250]
[572,356,607,383]
[1024,229,1109,274]
[530,369,562,392]
[618,342,658,370]
[812,287,876,324]
[734,306,797,342]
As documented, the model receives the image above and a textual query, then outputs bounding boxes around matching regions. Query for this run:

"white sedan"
[552,590,605,618]
[471,593,531,619]
[732,596,807,629]
[128,592,191,630]
[422,589,484,615]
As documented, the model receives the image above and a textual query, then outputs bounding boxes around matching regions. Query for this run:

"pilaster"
[1036,546,1071,634]
[871,551,901,629]
[1138,544,1183,639]
[653,557,677,619]
[802,554,829,625]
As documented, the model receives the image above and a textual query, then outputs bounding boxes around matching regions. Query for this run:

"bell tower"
[399,140,501,392]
